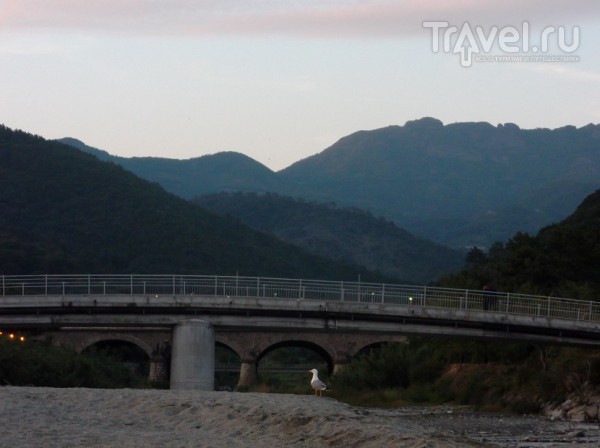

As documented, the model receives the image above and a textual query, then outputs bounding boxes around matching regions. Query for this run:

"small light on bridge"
[409,297,413,303]
[9,333,15,340]
[19,336,25,342]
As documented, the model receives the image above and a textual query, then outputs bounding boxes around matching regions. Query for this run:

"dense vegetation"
[0,338,144,388]
[438,189,600,300]
[194,192,463,283]
[331,340,600,413]
[0,125,381,281]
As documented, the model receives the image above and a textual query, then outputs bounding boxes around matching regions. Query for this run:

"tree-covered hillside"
[59,138,282,198]
[194,192,463,284]
[281,118,600,247]
[439,189,600,300]
[0,125,377,280]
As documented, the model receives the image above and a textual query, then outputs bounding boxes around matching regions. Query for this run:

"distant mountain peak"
[404,117,444,128]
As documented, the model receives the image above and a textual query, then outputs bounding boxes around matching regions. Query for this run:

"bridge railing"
[1,274,599,324]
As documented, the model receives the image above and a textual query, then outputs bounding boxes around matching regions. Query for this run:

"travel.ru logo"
[423,21,580,67]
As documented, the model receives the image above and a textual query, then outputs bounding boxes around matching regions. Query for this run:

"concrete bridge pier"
[170,320,215,390]
[237,359,258,389]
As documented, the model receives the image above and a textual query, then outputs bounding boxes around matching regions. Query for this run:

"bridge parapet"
[1,274,599,325]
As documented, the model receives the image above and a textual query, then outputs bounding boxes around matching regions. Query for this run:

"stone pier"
[237,360,258,389]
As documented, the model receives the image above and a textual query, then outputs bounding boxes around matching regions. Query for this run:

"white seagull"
[308,368,327,396]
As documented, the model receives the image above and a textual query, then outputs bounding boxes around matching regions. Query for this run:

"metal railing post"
[2,273,598,329]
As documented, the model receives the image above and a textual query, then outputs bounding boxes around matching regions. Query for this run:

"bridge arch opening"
[215,342,241,391]
[82,339,150,380]
[256,341,333,393]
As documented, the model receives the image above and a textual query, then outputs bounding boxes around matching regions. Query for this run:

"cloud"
[0,0,598,38]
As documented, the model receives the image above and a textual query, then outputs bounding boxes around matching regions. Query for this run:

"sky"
[1,0,599,171]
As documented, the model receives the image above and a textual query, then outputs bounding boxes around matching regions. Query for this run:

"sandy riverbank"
[1,387,599,447]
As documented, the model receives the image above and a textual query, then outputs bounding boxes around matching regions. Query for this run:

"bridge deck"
[1,274,599,345]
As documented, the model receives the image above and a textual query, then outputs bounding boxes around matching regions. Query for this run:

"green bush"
[333,343,409,393]
[0,339,143,388]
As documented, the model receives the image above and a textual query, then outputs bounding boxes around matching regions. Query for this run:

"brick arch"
[215,335,244,361]
[215,340,242,361]
[216,332,337,364]
[74,333,155,358]
[350,337,408,359]
[257,339,334,372]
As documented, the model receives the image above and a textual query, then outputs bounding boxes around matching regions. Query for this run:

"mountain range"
[60,117,600,248]
[194,192,464,284]
[0,125,376,280]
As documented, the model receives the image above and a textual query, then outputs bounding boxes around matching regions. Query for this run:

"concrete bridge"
[1,274,599,390]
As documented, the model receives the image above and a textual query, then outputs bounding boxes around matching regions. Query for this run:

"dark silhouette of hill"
[194,192,463,284]
[0,125,379,280]
[60,118,600,248]
[59,138,282,199]
[280,118,600,247]
[440,188,600,299]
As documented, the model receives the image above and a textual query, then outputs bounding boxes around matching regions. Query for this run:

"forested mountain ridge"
[0,125,380,280]
[194,192,463,284]
[59,138,283,199]
[280,118,600,247]
[60,118,600,248]
[439,188,600,300]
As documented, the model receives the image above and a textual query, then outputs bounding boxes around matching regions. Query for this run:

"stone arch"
[77,333,154,358]
[257,339,334,373]
[214,341,242,391]
[350,337,408,359]
[214,336,243,361]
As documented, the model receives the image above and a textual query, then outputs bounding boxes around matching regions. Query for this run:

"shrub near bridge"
[330,340,600,413]
[0,338,143,388]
